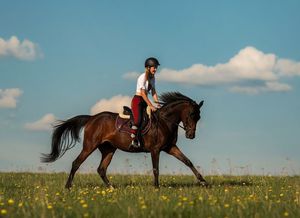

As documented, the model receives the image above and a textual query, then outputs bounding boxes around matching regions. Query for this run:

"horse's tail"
[41,115,91,163]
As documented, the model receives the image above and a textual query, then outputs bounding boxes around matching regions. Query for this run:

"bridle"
[153,101,198,132]
[154,110,189,131]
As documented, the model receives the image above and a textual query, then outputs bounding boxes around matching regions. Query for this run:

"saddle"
[115,106,152,136]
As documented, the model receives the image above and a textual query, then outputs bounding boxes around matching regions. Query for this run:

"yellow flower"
[18,202,23,207]
[141,205,147,209]
[80,200,85,204]
[280,193,284,197]
[47,205,53,209]
[55,192,60,196]
[82,204,88,208]
[161,195,168,201]
[8,199,14,205]
[182,197,188,201]
[284,211,289,217]
[1,209,7,215]
[224,188,229,193]
[224,204,230,208]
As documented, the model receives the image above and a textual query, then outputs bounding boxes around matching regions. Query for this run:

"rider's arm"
[152,88,160,106]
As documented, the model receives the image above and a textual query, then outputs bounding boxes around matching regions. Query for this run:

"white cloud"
[275,59,300,77]
[123,46,300,94]
[122,72,140,80]
[230,81,292,95]
[90,95,131,115]
[0,36,42,60]
[264,81,292,92]
[0,88,23,108]
[24,113,56,131]
[156,47,281,85]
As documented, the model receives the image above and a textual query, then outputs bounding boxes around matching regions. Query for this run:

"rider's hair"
[145,67,151,81]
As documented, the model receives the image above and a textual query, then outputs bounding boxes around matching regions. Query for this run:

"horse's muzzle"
[185,131,195,139]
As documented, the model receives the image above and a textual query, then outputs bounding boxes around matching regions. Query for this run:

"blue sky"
[1,0,299,175]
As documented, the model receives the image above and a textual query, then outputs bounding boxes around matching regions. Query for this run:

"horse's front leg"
[150,149,160,188]
[165,145,208,187]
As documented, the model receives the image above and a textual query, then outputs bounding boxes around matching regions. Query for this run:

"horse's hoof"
[153,184,160,189]
[65,184,72,189]
[107,185,115,189]
[198,181,210,188]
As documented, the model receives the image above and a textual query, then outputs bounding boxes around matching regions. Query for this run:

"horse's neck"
[159,102,184,124]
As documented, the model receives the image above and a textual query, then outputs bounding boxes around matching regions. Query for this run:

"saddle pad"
[115,116,151,136]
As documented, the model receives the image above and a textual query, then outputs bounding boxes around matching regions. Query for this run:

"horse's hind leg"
[97,143,116,187]
[65,141,97,189]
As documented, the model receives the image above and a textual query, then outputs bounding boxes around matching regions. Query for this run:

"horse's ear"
[199,100,204,108]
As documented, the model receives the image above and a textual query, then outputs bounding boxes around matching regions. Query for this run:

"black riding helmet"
[145,57,160,68]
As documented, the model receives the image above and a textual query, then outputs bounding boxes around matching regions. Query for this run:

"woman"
[130,57,160,148]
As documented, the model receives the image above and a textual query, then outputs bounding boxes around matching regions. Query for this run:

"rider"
[130,57,160,148]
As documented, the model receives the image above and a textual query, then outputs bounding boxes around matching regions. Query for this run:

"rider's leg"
[130,96,143,147]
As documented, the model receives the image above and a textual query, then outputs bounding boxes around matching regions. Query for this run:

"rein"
[154,111,186,131]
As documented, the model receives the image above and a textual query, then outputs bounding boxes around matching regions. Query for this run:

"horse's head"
[159,92,204,139]
[182,100,204,139]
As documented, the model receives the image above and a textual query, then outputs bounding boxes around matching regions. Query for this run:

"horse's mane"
[159,92,196,107]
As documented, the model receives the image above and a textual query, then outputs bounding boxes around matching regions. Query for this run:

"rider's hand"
[150,105,157,112]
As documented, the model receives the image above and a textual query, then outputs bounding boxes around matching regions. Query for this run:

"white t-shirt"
[136,73,155,94]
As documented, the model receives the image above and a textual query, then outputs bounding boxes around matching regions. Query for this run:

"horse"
[41,92,208,188]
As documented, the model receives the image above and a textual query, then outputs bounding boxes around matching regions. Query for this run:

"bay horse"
[41,92,208,188]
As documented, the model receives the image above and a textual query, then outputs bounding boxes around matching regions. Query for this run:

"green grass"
[0,173,299,217]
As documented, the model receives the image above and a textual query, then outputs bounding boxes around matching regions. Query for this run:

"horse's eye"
[190,111,200,121]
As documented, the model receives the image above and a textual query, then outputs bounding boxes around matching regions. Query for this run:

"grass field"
[0,173,299,218]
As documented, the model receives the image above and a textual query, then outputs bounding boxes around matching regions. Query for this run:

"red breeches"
[131,95,147,127]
